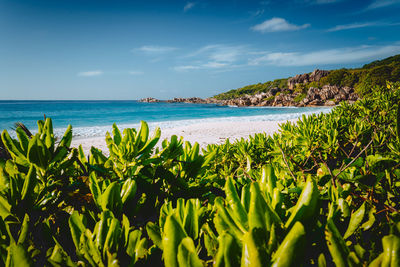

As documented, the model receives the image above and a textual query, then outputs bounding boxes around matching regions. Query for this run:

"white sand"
[70,119,297,154]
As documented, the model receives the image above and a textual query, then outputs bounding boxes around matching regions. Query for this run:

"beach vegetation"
[0,82,400,266]
[293,93,306,103]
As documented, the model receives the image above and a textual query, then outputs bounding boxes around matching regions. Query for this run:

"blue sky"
[1,0,400,100]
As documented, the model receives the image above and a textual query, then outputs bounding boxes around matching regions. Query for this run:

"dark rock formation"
[167,97,208,104]
[140,69,359,107]
[288,69,330,90]
[139,97,160,103]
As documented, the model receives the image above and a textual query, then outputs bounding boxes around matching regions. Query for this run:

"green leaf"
[136,121,149,149]
[112,123,122,146]
[27,135,48,170]
[20,164,37,204]
[183,199,199,240]
[0,196,11,220]
[162,214,187,267]
[17,214,30,245]
[272,222,306,267]
[366,154,396,173]
[44,118,54,151]
[58,125,73,148]
[1,130,28,166]
[285,176,319,230]
[177,237,203,267]
[68,211,86,252]
[344,202,366,239]
[100,182,122,214]
[241,228,270,267]
[103,218,122,256]
[214,232,241,267]
[120,178,136,205]
[214,197,245,238]
[146,222,162,249]
[6,243,33,267]
[89,172,101,207]
[225,177,248,231]
[138,127,161,156]
[325,219,350,267]
[381,234,400,267]
[15,127,29,154]
[126,229,147,262]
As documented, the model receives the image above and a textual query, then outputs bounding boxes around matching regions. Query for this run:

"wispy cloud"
[313,0,342,4]
[297,0,343,5]
[78,70,103,77]
[327,21,400,32]
[251,18,310,33]
[135,45,178,54]
[249,8,265,18]
[248,44,400,66]
[367,0,400,9]
[129,71,144,75]
[174,44,249,71]
[328,22,377,32]
[184,2,196,12]
[173,65,201,72]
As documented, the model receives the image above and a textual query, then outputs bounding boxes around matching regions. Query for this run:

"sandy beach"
[71,119,297,154]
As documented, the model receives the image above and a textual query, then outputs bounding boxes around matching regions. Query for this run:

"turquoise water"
[0,100,332,138]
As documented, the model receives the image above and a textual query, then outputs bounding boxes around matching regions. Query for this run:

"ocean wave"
[52,107,332,139]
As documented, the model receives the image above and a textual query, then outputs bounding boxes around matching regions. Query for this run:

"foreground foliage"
[0,83,400,266]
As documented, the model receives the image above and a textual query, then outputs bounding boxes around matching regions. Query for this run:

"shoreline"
[71,119,298,155]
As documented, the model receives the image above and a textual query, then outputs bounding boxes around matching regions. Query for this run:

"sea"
[0,100,332,139]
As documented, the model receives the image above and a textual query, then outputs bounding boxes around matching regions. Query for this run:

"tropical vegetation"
[0,82,400,266]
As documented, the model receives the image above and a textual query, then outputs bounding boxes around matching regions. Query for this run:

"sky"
[1,0,400,100]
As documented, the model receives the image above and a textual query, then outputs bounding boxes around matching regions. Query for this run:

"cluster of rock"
[287,69,330,90]
[204,85,358,107]
[139,69,359,107]
[139,97,160,103]
[298,85,359,107]
[166,97,208,104]
[139,97,209,104]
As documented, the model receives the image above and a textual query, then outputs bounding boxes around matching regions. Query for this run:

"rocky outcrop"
[139,97,160,103]
[167,97,208,104]
[298,85,358,107]
[140,69,359,107]
[288,69,330,90]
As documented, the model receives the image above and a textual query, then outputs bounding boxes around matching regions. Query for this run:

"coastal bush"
[0,82,399,266]
[294,93,306,103]
[213,78,289,100]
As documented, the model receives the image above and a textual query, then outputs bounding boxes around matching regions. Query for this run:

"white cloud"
[367,0,400,9]
[299,0,344,4]
[327,21,400,32]
[202,62,229,68]
[188,44,246,62]
[78,70,103,77]
[249,44,400,66]
[173,65,201,72]
[314,0,341,3]
[327,22,377,32]
[174,44,249,72]
[184,2,196,12]
[129,71,144,75]
[249,9,265,17]
[251,18,310,33]
[135,45,177,54]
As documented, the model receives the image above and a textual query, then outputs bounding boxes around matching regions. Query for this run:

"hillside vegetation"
[213,54,400,100]
[0,82,399,266]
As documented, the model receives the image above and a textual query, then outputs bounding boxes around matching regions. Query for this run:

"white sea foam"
[56,107,332,140]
